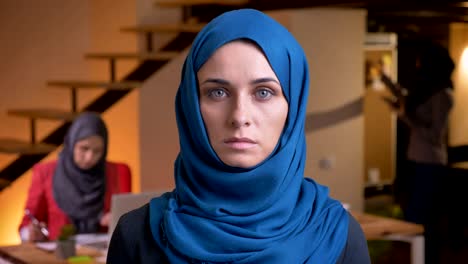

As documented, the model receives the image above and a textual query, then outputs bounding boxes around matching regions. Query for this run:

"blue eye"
[256,89,273,100]
[208,89,227,98]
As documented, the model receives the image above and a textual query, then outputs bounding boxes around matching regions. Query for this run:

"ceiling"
[246,0,468,88]
[255,0,468,22]
[252,0,468,45]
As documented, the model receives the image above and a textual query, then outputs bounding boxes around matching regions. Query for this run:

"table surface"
[0,211,424,263]
[0,243,104,264]
[351,211,424,239]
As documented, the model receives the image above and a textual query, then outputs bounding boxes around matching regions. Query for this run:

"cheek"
[93,152,104,162]
[200,105,221,137]
[268,104,288,136]
[73,148,80,158]
[73,149,83,163]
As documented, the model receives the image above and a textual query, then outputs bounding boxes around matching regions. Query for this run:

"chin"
[77,164,94,170]
[221,156,262,169]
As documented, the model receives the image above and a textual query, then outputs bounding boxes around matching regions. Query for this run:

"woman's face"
[198,41,288,168]
[73,135,105,170]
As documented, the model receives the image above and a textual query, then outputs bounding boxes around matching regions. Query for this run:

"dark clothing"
[107,204,370,264]
[107,204,167,263]
[402,88,453,165]
[399,88,452,264]
[404,161,445,224]
[335,213,371,264]
[403,161,446,264]
[381,74,453,264]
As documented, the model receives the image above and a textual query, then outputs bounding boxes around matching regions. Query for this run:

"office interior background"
[1,0,468,254]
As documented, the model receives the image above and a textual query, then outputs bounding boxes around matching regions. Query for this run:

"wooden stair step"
[85,51,179,60]
[0,178,11,189]
[155,0,248,7]
[47,80,142,90]
[8,108,78,121]
[0,139,57,154]
[121,23,206,33]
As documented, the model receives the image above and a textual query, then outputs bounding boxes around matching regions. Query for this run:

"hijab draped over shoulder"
[149,9,348,263]
[53,112,108,233]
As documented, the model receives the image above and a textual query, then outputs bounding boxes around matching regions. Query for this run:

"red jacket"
[19,160,132,240]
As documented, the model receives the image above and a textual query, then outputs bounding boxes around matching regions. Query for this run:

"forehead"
[198,41,277,79]
[207,40,264,61]
[75,135,104,147]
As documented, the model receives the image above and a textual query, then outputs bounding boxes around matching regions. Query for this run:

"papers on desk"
[75,233,109,250]
[36,241,56,252]
[0,257,15,264]
[35,233,110,252]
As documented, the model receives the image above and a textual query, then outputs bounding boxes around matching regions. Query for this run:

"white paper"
[0,258,15,264]
[35,241,56,252]
[75,234,109,251]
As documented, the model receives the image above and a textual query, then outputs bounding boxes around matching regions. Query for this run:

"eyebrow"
[201,78,230,85]
[201,77,280,85]
[251,77,279,85]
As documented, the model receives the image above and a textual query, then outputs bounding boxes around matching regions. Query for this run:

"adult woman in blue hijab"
[107,9,369,264]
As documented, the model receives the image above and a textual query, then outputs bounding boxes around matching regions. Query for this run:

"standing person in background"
[19,112,132,241]
[107,9,370,264]
[380,41,455,264]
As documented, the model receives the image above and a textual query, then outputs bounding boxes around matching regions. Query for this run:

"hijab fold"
[53,112,108,233]
[149,9,348,263]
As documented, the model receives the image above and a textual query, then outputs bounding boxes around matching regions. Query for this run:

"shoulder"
[105,161,132,179]
[104,161,132,192]
[335,212,371,264]
[108,194,173,263]
[429,88,454,112]
[107,204,148,262]
[443,88,454,103]
[119,203,149,227]
[118,192,172,228]
[105,161,131,172]
[32,160,58,180]
[433,88,454,104]
[33,160,57,172]
[108,204,167,263]
[346,213,367,245]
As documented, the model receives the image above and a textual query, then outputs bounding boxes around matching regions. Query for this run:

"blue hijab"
[150,9,348,263]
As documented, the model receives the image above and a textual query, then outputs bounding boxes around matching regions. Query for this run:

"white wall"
[139,50,187,191]
[289,8,366,211]
[449,24,468,150]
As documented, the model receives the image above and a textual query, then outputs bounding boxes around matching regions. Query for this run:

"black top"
[107,204,370,264]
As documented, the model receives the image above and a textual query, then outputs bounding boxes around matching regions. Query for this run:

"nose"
[229,96,251,128]
[84,150,96,164]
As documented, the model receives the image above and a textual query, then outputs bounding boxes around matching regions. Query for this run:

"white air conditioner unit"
[365,33,397,48]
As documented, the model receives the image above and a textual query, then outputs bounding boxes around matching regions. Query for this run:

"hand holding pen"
[25,209,49,241]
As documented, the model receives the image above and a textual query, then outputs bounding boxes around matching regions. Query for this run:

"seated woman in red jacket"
[18,112,132,241]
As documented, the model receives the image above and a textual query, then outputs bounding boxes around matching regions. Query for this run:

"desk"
[352,211,424,264]
[0,243,104,264]
[1,213,424,264]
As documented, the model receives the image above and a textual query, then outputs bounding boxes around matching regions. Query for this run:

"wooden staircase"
[0,0,249,191]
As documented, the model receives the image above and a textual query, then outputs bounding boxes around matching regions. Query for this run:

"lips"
[224,137,257,150]
[225,137,255,143]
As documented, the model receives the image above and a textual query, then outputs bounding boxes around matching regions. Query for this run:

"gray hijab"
[52,112,108,233]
